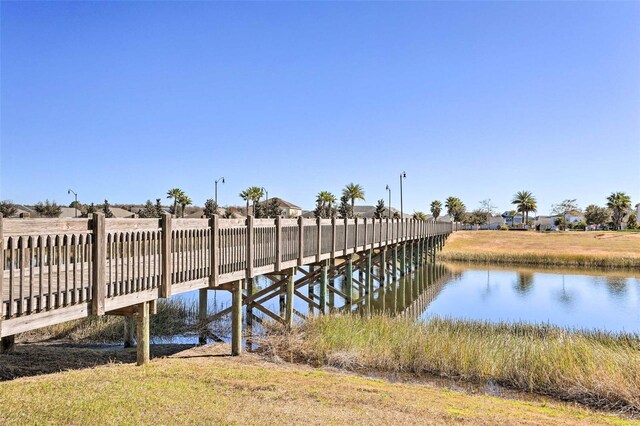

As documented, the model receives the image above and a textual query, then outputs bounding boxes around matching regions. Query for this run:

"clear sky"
[1,2,639,215]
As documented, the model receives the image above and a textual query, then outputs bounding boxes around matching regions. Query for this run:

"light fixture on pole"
[385,185,391,218]
[67,189,78,218]
[399,172,406,219]
[214,177,225,205]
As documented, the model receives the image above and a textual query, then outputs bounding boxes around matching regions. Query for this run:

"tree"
[413,211,428,221]
[177,194,192,218]
[203,199,218,218]
[265,199,283,218]
[606,192,632,230]
[511,191,537,227]
[374,199,386,219]
[445,196,466,222]
[102,199,114,218]
[34,200,62,218]
[626,212,638,230]
[166,188,184,217]
[342,183,365,215]
[554,216,567,231]
[0,200,18,217]
[584,205,610,229]
[551,199,580,231]
[478,198,497,225]
[155,199,164,217]
[315,191,336,219]
[83,203,96,218]
[239,186,264,216]
[139,200,158,218]
[338,194,352,219]
[430,200,442,221]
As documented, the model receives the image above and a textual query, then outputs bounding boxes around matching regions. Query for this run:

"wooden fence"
[1,214,457,337]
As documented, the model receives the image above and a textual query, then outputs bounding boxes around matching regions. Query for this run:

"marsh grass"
[441,231,640,268]
[260,315,640,413]
[439,251,640,268]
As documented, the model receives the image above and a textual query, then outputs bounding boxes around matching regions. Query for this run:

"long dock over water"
[1,214,457,364]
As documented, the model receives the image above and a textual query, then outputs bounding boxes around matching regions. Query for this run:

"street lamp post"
[67,189,78,218]
[399,172,406,219]
[261,187,268,203]
[214,177,225,205]
[385,185,391,218]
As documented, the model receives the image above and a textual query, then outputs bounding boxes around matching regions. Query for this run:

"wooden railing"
[1,214,456,336]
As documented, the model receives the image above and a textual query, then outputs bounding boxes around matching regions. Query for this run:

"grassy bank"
[0,344,635,425]
[441,231,640,268]
[260,315,640,414]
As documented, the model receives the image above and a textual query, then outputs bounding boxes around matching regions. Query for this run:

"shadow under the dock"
[0,343,194,381]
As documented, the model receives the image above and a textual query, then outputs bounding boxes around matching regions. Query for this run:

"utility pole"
[68,189,78,218]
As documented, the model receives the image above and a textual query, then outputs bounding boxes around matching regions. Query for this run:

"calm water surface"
[420,264,640,333]
[173,262,640,342]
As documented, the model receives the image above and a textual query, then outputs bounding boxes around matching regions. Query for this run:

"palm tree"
[240,186,264,216]
[445,196,465,221]
[606,192,632,230]
[177,194,192,218]
[430,200,442,221]
[166,188,184,217]
[316,191,337,217]
[413,211,428,221]
[342,183,365,214]
[511,190,537,227]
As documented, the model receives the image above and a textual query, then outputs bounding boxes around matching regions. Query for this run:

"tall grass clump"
[261,315,640,413]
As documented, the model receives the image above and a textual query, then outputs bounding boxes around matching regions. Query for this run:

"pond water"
[418,264,640,333]
[171,262,640,343]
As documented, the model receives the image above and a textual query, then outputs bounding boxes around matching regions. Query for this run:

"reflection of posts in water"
[345,256,353,311]
[328,260,335,312]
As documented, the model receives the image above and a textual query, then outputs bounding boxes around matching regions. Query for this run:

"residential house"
[267,198,302,218]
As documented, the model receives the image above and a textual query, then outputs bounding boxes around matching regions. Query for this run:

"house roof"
[267,197,301,210]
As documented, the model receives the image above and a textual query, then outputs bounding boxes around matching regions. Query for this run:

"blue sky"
[2,2,639,215]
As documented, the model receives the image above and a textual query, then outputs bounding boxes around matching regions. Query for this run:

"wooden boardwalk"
[1,214,457,363]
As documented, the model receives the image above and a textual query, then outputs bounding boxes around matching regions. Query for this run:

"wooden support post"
[297,216,304,266]
[330,218,337,261]
[161,213,173,298]
[245,278,254,330]
[308,266,315,316]
[286,268,295,326]
[400,242,406,277]
[92,213,106,316]
[275,216,282,272]
[343,218,348,253]
[320,261,328,314]
[328,259,335,311]
[392,244,398,281]
[124,316,135,348]
[246,216,254,279]
[231,280,242,356]
[380,248,386,285]
[209,215,219,287]
[136,301,150,366]
[198,288,208,345]
[346,256,353,308]
[316,217,322,262]
[409,239,414,272]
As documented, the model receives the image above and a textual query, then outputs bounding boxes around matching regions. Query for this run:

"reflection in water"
[605,277,627,298]
[514,272,534,295]
[421,264,640,333]
[176,263,640,342]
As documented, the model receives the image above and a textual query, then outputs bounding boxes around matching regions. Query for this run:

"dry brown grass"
[441,231,640,268]
[259,315,640,414]
[0,343,636,425]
